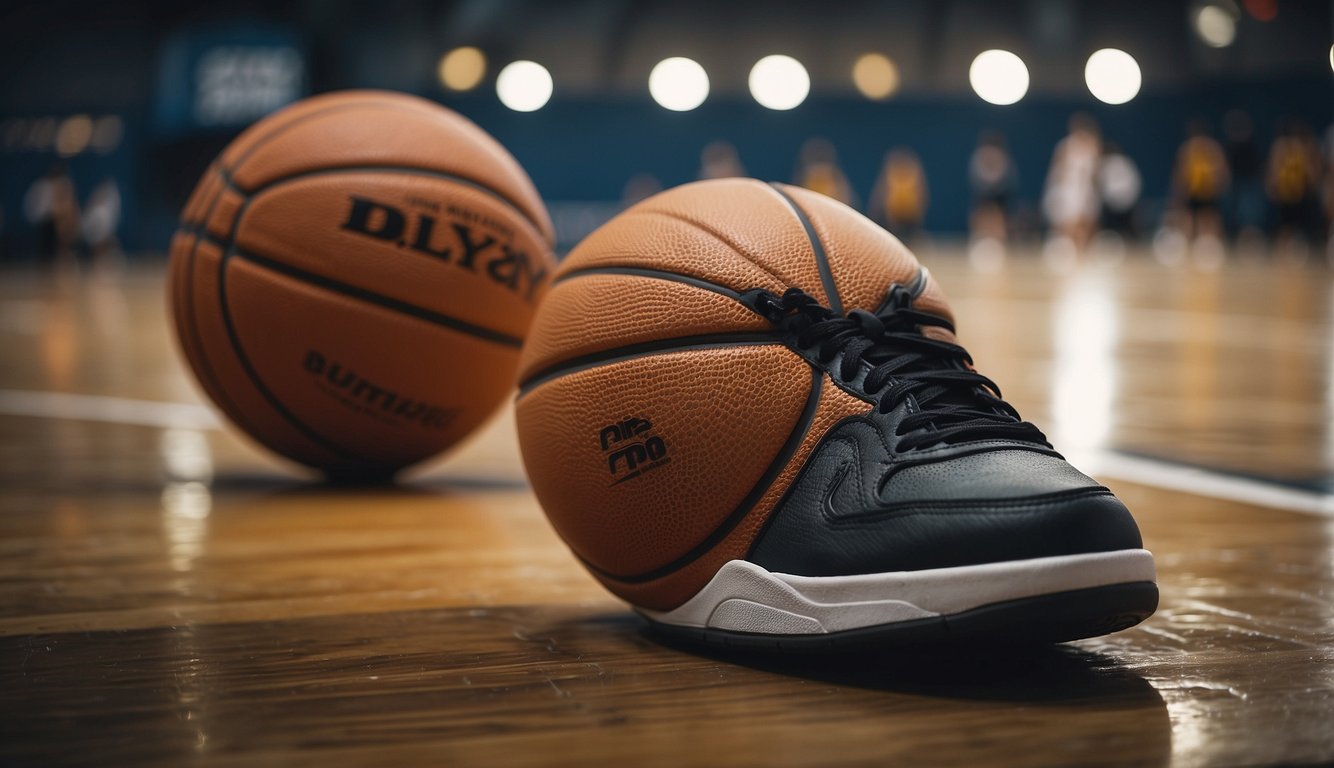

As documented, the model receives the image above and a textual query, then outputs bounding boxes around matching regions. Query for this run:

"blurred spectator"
[82,178,123,270]
[795,138,856,207]
[869,148,928,240]
[1224,110,1266,244]
[1173,120,1229,246]
[1266,118,1323,252]
[968,131,1017,244]
[1097,142,1141,238]
[698,140,746,180]
[1042,114,1101,251]
[23,162,81,267]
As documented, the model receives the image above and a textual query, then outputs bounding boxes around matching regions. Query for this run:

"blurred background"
[0,0,1330,263]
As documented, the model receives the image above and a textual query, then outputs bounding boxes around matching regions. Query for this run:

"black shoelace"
[745,284,1049,451]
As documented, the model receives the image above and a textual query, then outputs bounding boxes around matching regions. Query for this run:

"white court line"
[1074,451,1334,519]
[0,388,1331,518]
[0,389,220,431]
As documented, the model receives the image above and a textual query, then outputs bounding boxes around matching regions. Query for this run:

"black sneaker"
[642,272,1157,651]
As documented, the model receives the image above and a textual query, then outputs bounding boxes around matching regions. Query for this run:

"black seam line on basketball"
[217,164,550,248]
[191,231,522,348]
[585,367,824,585]
[631,207,790,289]
[214,95,554,242]
[216,202,370,464]
[181,170,226,370]
[769,183,843,315]
[516,333,786,396]
[182,179,224,394]
[552,266,743,301]
[180,172,247,423]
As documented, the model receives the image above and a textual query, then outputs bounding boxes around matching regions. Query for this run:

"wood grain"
[1,253,1332,766]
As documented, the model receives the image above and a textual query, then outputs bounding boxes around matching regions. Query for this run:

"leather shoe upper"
[747,405,1144,577]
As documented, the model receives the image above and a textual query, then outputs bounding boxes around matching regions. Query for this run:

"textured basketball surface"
[515,178,951,610]
[169,90,555,476]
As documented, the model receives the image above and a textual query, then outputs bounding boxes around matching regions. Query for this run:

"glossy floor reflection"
[1,251,1332,766]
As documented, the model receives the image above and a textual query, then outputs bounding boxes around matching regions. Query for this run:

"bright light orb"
[969,49,1029,106]
[749,54,810,110]
[649,57,709,111]
[1084,48,1142,105]
[853,53,900,100]
[496,60,552,112]
[1196,5,1237,48]
[439,46,487,91]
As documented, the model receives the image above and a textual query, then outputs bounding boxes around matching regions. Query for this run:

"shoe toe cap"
[749,447,1146,577]
[870,487,1145,572]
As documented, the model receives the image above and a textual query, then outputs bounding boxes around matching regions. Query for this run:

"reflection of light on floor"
[159,428,213,746]
[1179,270,1220,432]
[161,481,210,573]
[1326,280,1334,473]
[170,622,210,755]
[1327,520,1334,588]
[1158,680,1248,766]
[1050,267,1120,466]
[40,298,78,390]
[159,428,214,483]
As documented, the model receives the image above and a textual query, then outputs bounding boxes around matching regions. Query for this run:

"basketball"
[515,178,956,610]
[168,90,556,477]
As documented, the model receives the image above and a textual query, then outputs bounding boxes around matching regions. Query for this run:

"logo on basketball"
[304,349,456,430]
[599,416,669,485]
[341,195,547,302]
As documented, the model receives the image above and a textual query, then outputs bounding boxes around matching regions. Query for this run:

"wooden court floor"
[1,250,1332,766]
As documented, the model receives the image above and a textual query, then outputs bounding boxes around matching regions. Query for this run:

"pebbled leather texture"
[519,274,772,380]
[747,413,1144,577]
[554,181,825,305]
[517,345,813,578]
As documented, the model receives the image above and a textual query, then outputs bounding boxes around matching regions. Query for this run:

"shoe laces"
[744,284,1050,451]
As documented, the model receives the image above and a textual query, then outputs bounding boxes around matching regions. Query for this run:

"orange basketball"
[515,178,955,610]
[169,90,555,477]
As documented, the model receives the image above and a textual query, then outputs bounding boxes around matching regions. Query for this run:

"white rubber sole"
[640,549,1156,636]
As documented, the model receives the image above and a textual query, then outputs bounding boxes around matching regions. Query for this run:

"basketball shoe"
[642,273,1156,649]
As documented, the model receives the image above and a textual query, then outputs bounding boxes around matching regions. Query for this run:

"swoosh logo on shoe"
[821,463,852,520]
